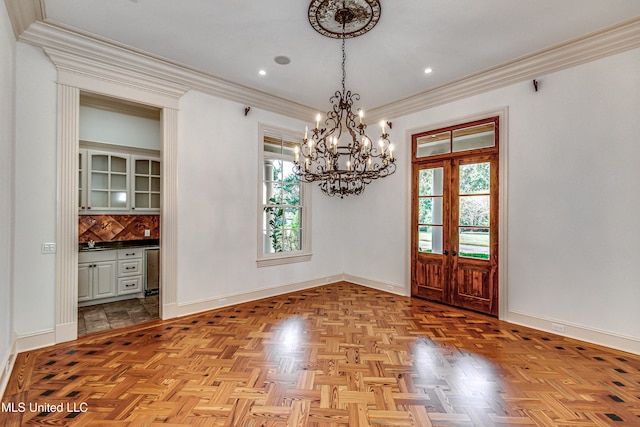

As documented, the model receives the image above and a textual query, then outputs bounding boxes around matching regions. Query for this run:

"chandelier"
[293,0,396,198]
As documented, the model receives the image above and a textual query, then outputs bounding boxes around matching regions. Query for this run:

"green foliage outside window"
[264,160,301,253]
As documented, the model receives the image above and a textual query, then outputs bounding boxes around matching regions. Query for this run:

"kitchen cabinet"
[88,150,130,211]
[131,156,161,211]
[78,251,117,302]
[79,149,86,210]
[78,248,144,304]
[117,248,143,295]
[78,144,160,214]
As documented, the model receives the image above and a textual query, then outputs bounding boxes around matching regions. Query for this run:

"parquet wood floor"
[2,282,640,426]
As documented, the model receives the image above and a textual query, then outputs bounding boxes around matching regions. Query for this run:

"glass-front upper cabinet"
[87,150,130,211]
[79,149,87,211]
[131,156,161,211]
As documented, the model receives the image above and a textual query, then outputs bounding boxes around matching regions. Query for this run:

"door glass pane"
[418,197,443,225]
[151,177,161,192]
[151,161,160,175]
[418,225,443,254]
[151,194,160,208]
[92,155,108,171]
[111,191,127,208]
[458,161,491,258]
[459,195,489,227]
[459,162,490,194]
[452,123,495,152]
[459,227,489,259]
[111,156,127,173]
[136,160,149,174]
[91,172,108,189]
[416,131,451,157]
[91,191,108,207]
[136,193,149,208]
[418,168,444,196]
[111,174,127,191]
[136,176,149,191]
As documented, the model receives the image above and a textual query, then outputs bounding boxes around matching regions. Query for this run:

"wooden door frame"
[407,108,508,319]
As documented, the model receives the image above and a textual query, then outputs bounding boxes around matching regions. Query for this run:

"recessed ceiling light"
[274,56,291,65]
[258,69,267,76]
[424,67,433,74]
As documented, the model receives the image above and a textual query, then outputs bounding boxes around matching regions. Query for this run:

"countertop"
[78,239,160,252]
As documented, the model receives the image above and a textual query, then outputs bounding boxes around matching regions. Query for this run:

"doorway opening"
[76,92,162,336]
[411,117,499,316]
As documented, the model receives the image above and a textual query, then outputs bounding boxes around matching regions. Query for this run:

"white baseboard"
[55,322,77,344]
[505,310,640,355]
[342,274,409,296]
[0,337,17,399]
[175,274,344,318]
[161,302,178,320]
[16,329,56,353]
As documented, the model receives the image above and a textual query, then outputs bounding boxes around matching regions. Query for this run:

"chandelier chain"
[341,34,346,95]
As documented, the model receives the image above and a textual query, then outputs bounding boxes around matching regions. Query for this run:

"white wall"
[348,48,640,347]
[338,159,408,290]
[79,105,161,150]
[0,2,17,393]
[13,43,58,338]
[176,90,345,309]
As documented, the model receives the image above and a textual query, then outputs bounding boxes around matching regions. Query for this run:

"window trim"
[257,124,312,267]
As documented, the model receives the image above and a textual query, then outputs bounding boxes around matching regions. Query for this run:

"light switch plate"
[41,242,56,254]
[144,229,151,237]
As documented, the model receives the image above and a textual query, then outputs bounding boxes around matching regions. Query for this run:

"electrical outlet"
[387,285,394,291]
[218,298,227,306]
[144,229,151,237]
[551,323,565,333]
[41,242,56,254]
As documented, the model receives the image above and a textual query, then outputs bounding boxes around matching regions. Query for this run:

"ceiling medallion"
[308,0,381,39]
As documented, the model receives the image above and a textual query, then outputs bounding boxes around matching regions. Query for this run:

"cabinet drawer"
[118,276,142,295]
[118,248,143,259]
[118,259,142,277]
[79,250,116,263]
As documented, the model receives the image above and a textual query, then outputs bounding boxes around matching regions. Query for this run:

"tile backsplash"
[79,215,160,243]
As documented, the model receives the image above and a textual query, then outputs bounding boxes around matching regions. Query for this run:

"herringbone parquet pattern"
[2,282,640,426]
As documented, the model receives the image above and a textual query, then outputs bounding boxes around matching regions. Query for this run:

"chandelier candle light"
[294,0,396,197]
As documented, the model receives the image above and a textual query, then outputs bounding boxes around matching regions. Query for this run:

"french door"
[411,119,499,316]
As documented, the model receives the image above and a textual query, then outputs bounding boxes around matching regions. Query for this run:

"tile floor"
[78,295,159,337]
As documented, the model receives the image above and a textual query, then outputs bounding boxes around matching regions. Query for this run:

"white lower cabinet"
[79,248,143,304]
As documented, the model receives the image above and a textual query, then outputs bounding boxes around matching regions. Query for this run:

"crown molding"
[368,17,640,121]
[13,14,640,122]
[19,21,316,121]
[3,0,43,39]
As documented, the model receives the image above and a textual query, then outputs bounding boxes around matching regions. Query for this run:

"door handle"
[443,250,449,255]
[452,250,457,256]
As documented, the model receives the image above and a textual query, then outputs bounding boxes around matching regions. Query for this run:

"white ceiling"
[42,0,640,112]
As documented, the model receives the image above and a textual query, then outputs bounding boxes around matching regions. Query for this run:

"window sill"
[256,252,312,268]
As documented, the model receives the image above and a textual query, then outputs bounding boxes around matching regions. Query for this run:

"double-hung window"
[257,125,311,267]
